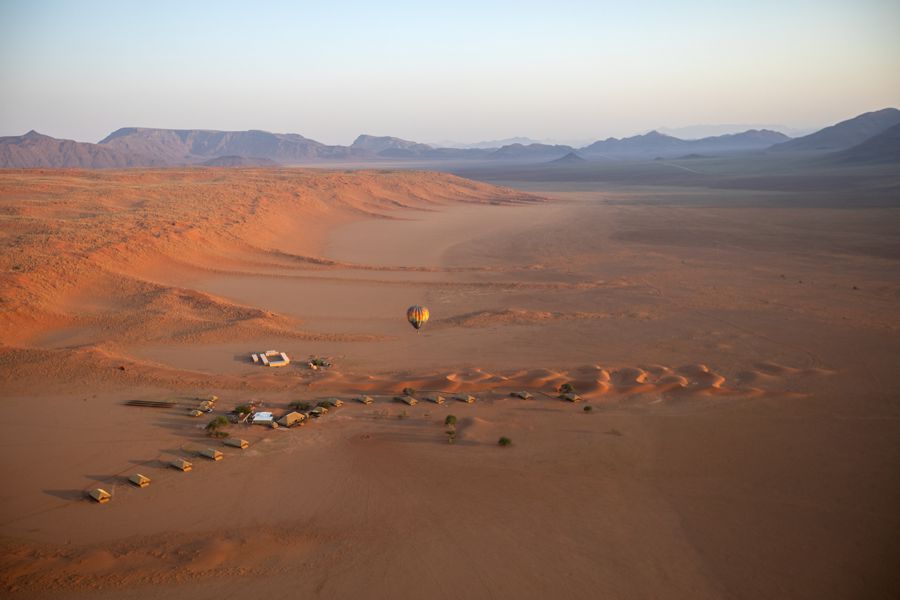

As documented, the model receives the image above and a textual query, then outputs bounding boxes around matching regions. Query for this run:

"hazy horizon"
[2,0,899,145]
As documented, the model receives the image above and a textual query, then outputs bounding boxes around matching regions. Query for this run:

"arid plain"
[1,167,899,599]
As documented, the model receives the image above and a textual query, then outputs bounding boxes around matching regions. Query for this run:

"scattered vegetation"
[233,404,252,415]
[583,405,592,412]
[559,382,576,394]
[498,436,512,447]
[402,387,416,397]
[307,356,332,369]
[205,415,229,437]
[289,400,311,411]
[444,414,457,444]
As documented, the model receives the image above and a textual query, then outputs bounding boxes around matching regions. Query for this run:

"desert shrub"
[559,383,576,394]
[289,400,311,411]
[402,387,416,397]
[498,436,512,447]
[233,404,252,415]
[205,415,229,435]
[583,405,592,412]
[444,415,457,427]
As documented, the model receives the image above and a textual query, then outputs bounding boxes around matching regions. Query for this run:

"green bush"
[402,387,416,397]
[444,415,457,427]
[289,400,311,411]
[583,405,592,412]
[205,415,229,435]
[559,383,576,394]
[233,404,252,415]
[498,436,512,447]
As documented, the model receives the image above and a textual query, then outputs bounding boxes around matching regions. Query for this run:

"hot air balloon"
[406,305,429,332]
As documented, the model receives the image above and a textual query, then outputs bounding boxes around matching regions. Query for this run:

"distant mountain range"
[769,108,900,152]
[1,108,898,168]
[581,129,790,159]
[833,122,900,164]
[0,130,165,168]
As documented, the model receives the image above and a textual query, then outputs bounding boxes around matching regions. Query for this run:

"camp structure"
[310,406,328,417]
[560,392,583,402]
[252,350,290,367]
[128,473,151,488]
[395,395,418,406]
[252,411,274,424]
[356,395,374,405]
[511,391,534,400]
[223,438,249,449]
[88,488,111,503]
[319,397,343,408]
[170,458,193,472]
[427,394,446,405]
[200,448,224,461]
[188,409,204,417]
[278,411,306,427]
[454,394,476,404]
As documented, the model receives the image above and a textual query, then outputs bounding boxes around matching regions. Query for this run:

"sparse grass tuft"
[498,436,512,447]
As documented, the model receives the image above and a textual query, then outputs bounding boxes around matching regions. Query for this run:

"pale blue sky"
[1,0,898,144]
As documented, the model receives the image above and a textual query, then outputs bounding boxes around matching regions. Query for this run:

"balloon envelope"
[406,305,429,330]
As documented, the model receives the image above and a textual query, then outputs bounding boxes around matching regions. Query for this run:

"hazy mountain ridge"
[769,108,900,152]
[100,127,356,162]
[581,129,789,159]
[833,122,900,164]
[2,108,898,168]
[0,130,164,168]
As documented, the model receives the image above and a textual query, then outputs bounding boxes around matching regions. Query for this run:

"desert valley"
[2,2,900,597]
[1,105,899,599]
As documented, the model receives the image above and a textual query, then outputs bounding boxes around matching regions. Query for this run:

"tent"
[128,473,151,488]
[170,458,193,471]
[89,488,111,503]
[200,448,223,460]
[278,411,306,427]
[223,438,249,449]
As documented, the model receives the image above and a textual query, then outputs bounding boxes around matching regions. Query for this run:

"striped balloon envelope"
[406,305,430,332]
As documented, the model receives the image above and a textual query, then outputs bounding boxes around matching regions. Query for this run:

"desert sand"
[1,168,899,599]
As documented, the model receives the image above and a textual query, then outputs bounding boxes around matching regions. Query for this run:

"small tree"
[205,416,229,437]
[583,405,592,412]
[498,436,512,447]
[233,404,252,416]
[444,414,458,444]
[559,383,576,394]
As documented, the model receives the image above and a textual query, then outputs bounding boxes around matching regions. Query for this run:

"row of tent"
[87,438,250,503]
